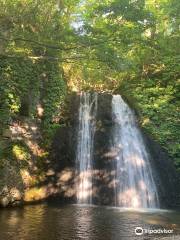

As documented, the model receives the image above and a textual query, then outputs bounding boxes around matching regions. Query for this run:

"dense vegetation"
[0,0,179,175]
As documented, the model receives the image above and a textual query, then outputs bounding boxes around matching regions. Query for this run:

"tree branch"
[0,36,78,51]
[0,35,123,52]
[0,54,112,65]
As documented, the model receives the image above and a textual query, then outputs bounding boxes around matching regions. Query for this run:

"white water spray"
[112,95,159,208]
[76,92,97,204]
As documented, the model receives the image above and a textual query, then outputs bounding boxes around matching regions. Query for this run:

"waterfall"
[76,92,97,204]
[112,95,159,208]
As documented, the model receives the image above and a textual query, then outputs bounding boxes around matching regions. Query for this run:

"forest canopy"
[0,0,179,169]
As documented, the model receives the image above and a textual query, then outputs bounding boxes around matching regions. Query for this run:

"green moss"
[0,56,66,144]
[121,82,180,170]
[12,144,31,162]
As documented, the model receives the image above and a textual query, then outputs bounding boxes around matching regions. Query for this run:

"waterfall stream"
[75,92,159,208]
[112,95,159,208]
[76,92,97,204]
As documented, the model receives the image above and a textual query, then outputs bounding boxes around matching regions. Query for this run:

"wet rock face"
[50,93,79,203]
[143,133,180,209]
[51,92,180,208]
[94,93,113,170]
[51,93,80,172]
[51,93,115,205]
[0,92,179,208]
[93,94,116,205]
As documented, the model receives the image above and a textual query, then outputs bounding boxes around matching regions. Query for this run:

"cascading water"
[112,95,159,208]
[76,92,97,204]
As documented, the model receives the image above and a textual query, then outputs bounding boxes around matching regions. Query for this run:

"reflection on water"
[0,203,180,240]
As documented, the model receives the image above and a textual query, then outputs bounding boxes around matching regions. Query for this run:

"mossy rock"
[0,161,24,207]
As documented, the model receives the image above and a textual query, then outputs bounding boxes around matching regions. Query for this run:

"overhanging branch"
[0,53,112,65]
[0,35,124,52]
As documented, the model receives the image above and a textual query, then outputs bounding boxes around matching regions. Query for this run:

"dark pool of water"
[0,203,180,240]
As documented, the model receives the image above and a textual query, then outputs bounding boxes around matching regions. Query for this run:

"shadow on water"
[0,203,180,240]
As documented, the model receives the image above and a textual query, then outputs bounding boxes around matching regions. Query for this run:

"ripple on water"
[0,204,179,240]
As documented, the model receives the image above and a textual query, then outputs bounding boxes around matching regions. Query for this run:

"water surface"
[0,203,180,240]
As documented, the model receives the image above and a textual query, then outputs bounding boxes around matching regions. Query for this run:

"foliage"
[120,81,180,169]
[69,0,179,168]
[0,1,71,173]
[0,0,72,141]
[0,0,179,171]
[0,57,37,131]
[12,144,31,162]
[40,61,66,145]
